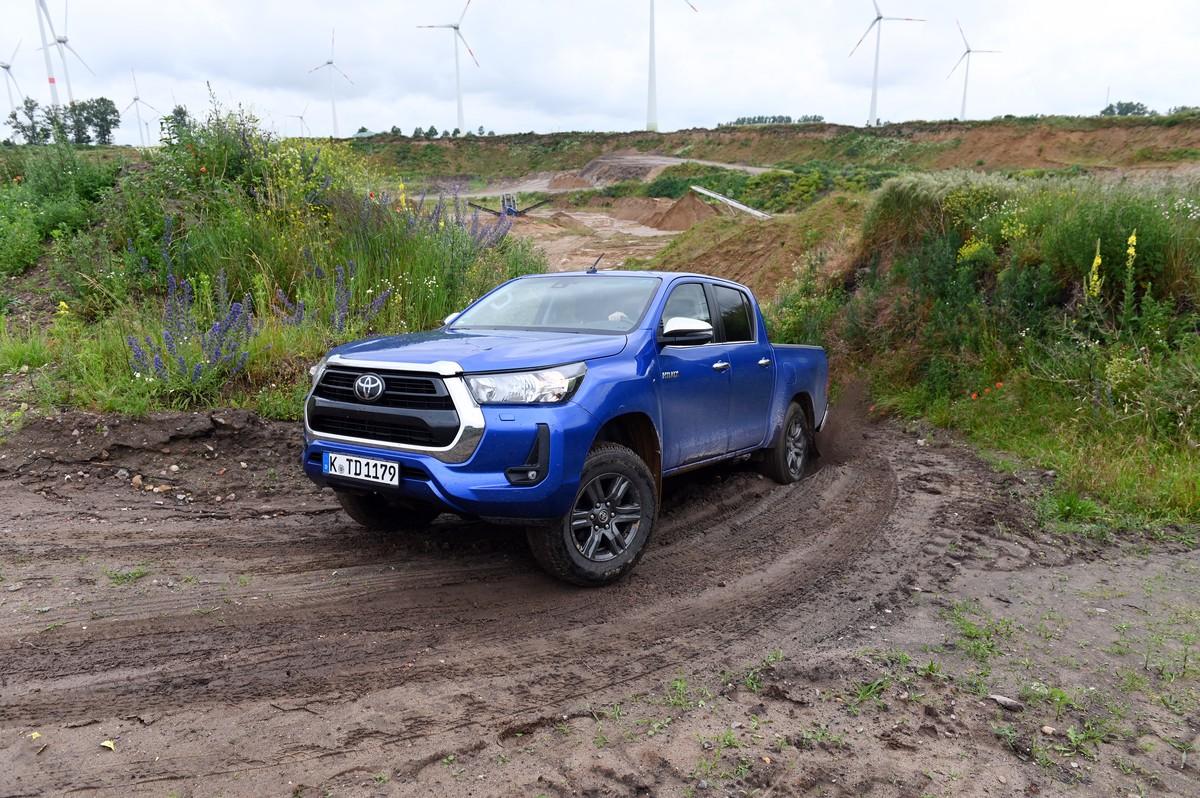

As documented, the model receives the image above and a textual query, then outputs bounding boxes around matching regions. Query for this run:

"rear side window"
[714,286,753,342]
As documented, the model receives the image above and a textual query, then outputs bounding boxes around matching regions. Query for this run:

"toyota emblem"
[353,373,385,402]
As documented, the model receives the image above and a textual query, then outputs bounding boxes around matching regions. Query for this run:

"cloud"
[3,0,1197,144]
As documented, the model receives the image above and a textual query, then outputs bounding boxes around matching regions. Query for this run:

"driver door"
[656,282,731,469]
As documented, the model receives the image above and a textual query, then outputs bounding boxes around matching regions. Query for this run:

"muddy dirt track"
[0,399,1039,796]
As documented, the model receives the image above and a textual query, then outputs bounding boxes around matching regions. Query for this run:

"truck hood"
[329,328,628,374]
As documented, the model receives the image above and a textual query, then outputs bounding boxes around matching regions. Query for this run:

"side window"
[714,286,754,342]
[661,283,712,327]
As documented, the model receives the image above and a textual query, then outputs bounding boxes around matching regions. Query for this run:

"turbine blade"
[416,24,455,28]
[10,40,21,64]
[849,19,879,57]
[141,99,159,113]
[64,0,70,35]
[308,62,328,73]
[66,44,93,75]
[124,99,136,111]
[680,0,699,11]
[131,69,140,95]
[333,64,353,84]
[956,19,970,50]
[302,102,309,116]
[947,51,967,78]
[38,0,61,39]
[872,0,881,16]
[458,0,472,25]
[330,28,336,58]
[974,49,1001,54]
[457,30,480,67]
[883,16,925,22]
[10,73,24,98]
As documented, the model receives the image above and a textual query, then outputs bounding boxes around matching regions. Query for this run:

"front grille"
[315,366,454,410]
[308,364,462,449]
[310,415,439,447]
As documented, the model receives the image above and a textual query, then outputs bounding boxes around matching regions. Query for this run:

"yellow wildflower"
[55,301,71,316]
[1086,239,1104,300]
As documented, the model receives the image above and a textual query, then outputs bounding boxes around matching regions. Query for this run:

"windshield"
[451,276,661,334]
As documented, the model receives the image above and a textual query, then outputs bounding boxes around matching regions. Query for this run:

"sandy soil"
[509,209,678,272]
[0,400,1196,796]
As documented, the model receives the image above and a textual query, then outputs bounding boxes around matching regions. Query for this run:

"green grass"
[105,565,150,586]
[5,103,545,417]
[767,170,1200,525]
[0,319,53,372]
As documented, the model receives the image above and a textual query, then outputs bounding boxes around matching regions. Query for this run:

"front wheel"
[527,443,658,587]
[335,491,440,532]
[761,402,813,484]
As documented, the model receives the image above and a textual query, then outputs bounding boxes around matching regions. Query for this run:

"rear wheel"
[761,402,813,484]
[335,491,440,532]
[527,443,657,587]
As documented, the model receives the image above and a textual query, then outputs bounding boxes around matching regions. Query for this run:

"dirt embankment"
[1,399,1195,796]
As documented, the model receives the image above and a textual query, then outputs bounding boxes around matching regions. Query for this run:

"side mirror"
[443,312,461,326]
[658,317,713,346]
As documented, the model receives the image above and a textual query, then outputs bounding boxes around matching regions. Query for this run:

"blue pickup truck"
[303,271,829,585]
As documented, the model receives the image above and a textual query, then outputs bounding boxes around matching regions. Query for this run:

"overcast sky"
[2,0,1197,144]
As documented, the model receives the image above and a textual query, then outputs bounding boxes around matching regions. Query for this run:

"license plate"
[323,453,400,486]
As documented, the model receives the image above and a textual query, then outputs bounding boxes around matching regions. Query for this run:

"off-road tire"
[527,443,658,587]
[336,491,440,532]
[761,401,813,484]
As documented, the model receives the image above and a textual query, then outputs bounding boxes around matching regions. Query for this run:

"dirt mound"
[651,192,719,231]
[547,172,592,190]
[548,211,594,235]
[648,192,867,298]
[610,197,673,224]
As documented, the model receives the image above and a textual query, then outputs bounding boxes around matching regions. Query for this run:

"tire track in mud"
[0,408,1021,792]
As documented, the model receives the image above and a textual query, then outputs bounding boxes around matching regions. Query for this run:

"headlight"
[466,363,586,405]
[308,356,330,386]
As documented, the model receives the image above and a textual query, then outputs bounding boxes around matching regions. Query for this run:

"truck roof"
[519,270,751,290]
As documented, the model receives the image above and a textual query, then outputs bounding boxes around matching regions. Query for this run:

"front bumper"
[302,402,596,520]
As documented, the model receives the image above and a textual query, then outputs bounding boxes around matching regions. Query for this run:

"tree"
[425,125,439,138]
[65,101,92,144]
[451,127,461,137]
[477,125,484,135]
[85,97,121,145]
[162,104,193,144]
[1101,100,1157,117]
[6,97,50,144]
[389,125,402,136]
[412,125,424,138]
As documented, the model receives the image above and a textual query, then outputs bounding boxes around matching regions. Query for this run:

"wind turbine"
[308,29,352,138]
[646,0,698,132]
[947,20,998,120]
[125,69,157,147]
[288,103,311,137]
[32,0,60,107]
[38,0,93,105]
[418,0,479,133]
[1,42,23,118]
[849,0,923,127]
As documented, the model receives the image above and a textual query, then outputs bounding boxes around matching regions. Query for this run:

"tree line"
[5,97,122,145]
[719,115,826,127]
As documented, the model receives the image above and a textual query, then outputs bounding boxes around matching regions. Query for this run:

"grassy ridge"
[768,172,1200,524]
[352,115,1200,185]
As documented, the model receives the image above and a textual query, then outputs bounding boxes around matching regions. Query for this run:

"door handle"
[757,357,771,367]
[712,361,731,372]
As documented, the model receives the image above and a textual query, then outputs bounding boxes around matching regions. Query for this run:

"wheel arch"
[589,412,663,496]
